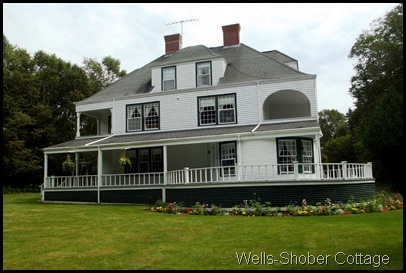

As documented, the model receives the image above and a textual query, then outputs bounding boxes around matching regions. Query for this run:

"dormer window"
[162,66,176,91]
[196,61,212,87]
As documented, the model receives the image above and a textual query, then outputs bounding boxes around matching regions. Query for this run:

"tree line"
[3,4,403,193]
[319,4,403,193]
[3,34,126,188]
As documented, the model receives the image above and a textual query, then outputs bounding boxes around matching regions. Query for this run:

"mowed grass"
[3,193,403,270]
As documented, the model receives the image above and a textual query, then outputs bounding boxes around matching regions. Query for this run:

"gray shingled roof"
[44,120,319,150]
[155,45,223,66]
[44,135,107,149]
[76,43,311,105]
[261,50,298,64]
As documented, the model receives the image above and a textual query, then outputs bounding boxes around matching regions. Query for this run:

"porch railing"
[102,173,164,186]
[45,175,98,188]
[167,162,373,184]
[43,162,373,188]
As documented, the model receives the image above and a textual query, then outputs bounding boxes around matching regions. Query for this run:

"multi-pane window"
[127,102,159,132]
[162,67,176,91]
[220,142,236,176]
[198,94,236,126]
[218,95,236,124]
[144,103,159,130]
[277,138,314,174]
[151,148,163,172]
[124,147,163,174]
[301,140,313,173]
[278,139,297,173]
[199,97,216,125]
[127,105,142,131]
[138,149,149,173]
[196,62,211,87]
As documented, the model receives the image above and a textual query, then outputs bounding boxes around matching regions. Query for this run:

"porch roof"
[44,119,319,151]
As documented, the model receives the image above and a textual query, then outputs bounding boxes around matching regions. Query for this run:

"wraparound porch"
[42,161,373,189]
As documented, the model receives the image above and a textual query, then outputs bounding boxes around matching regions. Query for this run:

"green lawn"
[3,193,403,270]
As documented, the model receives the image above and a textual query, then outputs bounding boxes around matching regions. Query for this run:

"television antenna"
[166,18,199,37]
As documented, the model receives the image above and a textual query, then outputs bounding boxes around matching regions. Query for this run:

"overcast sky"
[3,3,398,114]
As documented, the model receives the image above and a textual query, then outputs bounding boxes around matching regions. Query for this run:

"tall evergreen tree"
[348,4,403,192]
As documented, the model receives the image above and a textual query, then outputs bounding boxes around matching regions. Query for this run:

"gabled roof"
[76,43,313,105]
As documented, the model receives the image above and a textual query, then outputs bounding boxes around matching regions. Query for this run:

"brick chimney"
[222,23,241,47]
[164,33,182,55]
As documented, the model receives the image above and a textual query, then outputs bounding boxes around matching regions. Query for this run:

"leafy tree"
[318,109,354,163]
[318,109,349,145]
[3,34,127,188]
[82,55,127,94]
[80,56,127,136]
[348,4,403,192]
[33,50,90,144]
[3,35,43,185]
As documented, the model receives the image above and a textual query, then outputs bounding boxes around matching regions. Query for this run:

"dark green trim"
[44,190,98,203]
[166,182,375,207]
[219,141,237,177]
[276,137,315,174]
[101,189,162,204]
[43,182,375,207]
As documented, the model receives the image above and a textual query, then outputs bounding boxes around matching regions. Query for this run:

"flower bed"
[150,192,403,217]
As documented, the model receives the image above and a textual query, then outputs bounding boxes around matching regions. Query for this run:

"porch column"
[341,161,347,179]
[97,118,100,135]
[109,108,114,135]
[42,153,48,201]
[43,154,48,189]
[162,145,167,202]
[366,162,373,178]
[315,134,322,179]
[293,161,299,180]
[97,147,103,204]
[75,153,80,176]
[76,113,81,137]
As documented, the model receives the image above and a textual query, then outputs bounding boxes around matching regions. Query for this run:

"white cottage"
[42,23,375,207]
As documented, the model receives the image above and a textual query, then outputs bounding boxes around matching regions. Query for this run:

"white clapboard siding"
[150,58,226,92]
[240,139,277,166]
[76,101,112,112]
[111,76,316,135]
